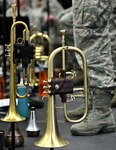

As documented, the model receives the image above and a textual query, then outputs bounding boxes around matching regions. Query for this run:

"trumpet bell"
[1,111,25,122]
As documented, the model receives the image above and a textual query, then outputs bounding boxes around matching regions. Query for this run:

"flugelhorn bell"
[34,94,69,148]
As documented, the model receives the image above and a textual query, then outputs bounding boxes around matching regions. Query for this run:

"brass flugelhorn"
[1,4,34,122]
[34,30,88,149]
[49,30,88,123]
[44,30,88,124]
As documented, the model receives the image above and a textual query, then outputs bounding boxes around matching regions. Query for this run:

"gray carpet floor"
[0,95,116,150]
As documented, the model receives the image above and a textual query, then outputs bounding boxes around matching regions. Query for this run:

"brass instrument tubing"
[12,22,29,99]
[11,5,16,143]
[12,3,16,42]
[61,30,65,70]
[49,46,88,123]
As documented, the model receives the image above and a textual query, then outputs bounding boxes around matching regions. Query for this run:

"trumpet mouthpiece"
[12,3,17,17]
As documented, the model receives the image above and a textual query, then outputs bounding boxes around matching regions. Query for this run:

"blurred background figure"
[6,0,32,20]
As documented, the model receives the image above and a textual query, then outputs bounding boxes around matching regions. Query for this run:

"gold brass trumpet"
[1,4,34,122]
[1,22,29,122]
[34,30,88,148]
[29,30,50,87]
[30,30,50,58]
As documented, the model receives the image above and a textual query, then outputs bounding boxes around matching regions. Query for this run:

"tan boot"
[67,104,91,120]
[71,88,116,136]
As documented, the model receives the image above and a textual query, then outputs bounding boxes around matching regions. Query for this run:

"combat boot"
[67,105,91,120]
[67,88,116,119]
[71,88,116,135]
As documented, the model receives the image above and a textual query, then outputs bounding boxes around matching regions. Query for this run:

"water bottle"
[17,79,29,119]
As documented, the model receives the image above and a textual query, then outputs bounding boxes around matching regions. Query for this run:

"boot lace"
[84,109,98,123]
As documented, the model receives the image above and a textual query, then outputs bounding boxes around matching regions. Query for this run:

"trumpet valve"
[43,91,51,94]
[43,85,51,89]
[43,80,49,84]
[35,46,44,53]
[34,46,44,59]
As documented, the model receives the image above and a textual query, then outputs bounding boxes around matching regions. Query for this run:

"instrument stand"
[4,123,15,150]
[5,122,24,149]
[10,122,15,150]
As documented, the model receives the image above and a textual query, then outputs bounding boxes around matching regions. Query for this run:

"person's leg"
[71,0,115,135]
[109,6,116,107]
[58,8,84,85]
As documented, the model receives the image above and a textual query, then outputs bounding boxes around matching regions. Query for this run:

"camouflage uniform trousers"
[58,7,74,46]
[109,5,116,103]
[110,6,116,81]
[58,8,76,69]
[58,7,84,81]
[70,1,116,135]
[72,0,115,88]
